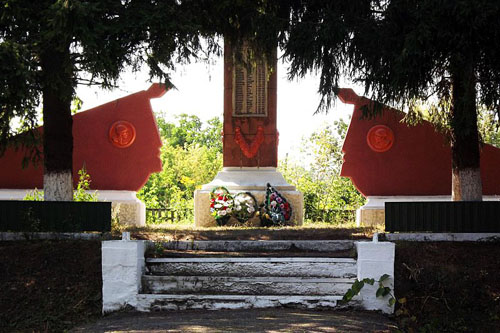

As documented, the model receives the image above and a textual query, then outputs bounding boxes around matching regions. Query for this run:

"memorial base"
[98,191,146,227]
[194,168,304,227]
[356,208,385,227]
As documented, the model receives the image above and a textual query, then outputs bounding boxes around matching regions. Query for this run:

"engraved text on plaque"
[232,57,268,117]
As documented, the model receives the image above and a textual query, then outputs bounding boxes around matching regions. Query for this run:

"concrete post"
[355,241,395,314]
[102,240,145,313]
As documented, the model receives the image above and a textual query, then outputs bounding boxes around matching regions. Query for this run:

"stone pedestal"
[98,191,146,227]
[194,167,303,227]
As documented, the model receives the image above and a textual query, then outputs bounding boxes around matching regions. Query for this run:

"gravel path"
[72,308,397,332]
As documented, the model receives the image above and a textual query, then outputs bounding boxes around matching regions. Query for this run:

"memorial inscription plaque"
[232,57,268,117]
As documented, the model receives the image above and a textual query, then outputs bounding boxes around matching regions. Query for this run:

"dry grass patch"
[115,221,378,241]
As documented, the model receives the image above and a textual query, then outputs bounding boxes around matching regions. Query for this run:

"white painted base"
[201,167,296,190]
[356,195,500,227]
[0,189,145,227]
[43,171,73,201]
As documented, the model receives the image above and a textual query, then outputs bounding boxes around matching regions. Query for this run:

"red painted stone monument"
[222,43,278,168]
[338,88,500,225]
[0,84,166,225]
[194,42,303,226]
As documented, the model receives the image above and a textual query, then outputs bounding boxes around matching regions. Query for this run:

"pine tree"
[0,0,211,200]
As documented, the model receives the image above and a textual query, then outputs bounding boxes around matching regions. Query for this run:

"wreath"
[209,186,234,226]
[261,183,292,227]
[232,192,258,223]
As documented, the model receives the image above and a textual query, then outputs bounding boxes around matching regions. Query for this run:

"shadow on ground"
[71,308,397,333]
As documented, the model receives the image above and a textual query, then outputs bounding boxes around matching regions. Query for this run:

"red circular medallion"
[367,125,394,152]
[109,121,136,148]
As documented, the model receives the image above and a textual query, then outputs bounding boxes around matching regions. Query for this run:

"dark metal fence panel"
[146,208,192,224]
[385,201,500,233]
[0,201,111,232]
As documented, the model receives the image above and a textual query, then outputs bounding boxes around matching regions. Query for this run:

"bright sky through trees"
[76,55,359,159]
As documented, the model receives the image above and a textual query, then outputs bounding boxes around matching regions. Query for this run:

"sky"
[76,55,364,159]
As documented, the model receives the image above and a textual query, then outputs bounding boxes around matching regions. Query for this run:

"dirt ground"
[71,308,397,333]
[0,240,102,332]
[394,241,500,332]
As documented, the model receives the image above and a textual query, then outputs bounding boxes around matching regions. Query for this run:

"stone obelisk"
[194,42,303,227]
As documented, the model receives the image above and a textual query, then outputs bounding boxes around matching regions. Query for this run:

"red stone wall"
[0,84,165,191]
[339,88,500,196]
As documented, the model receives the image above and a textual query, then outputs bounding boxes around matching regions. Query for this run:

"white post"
[355,241,395,314]
[102,240,145,313]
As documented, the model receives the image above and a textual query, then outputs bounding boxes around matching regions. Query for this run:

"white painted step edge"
[146,257,357,263]
[143,276,356,283]
[137,294,347,301]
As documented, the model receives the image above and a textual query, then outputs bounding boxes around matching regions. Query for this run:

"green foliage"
[156,114,223,151]
[137,114,222,223]
[280,1,500,116]
[23,189,44,201]
[279,118,365,223]
[71,97,83,115]
[342,274,396,307]
[73,165,98,202]
[402,100,500,149]
[478,107,500,148]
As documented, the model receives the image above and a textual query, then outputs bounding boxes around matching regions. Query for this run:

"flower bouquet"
[232,192,258,223]
[209,186,234,226]
[261,183,292,227]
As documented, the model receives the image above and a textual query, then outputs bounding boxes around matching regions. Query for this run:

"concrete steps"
[136,294,351,311]
[142,275,355,295]
[154,240,356,253]
[102,239,395,314]
[138,240,359,311]
[146,257,357,278]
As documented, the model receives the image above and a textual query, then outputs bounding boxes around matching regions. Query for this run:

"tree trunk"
[40,46,74,201]
[450,61,482,201]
